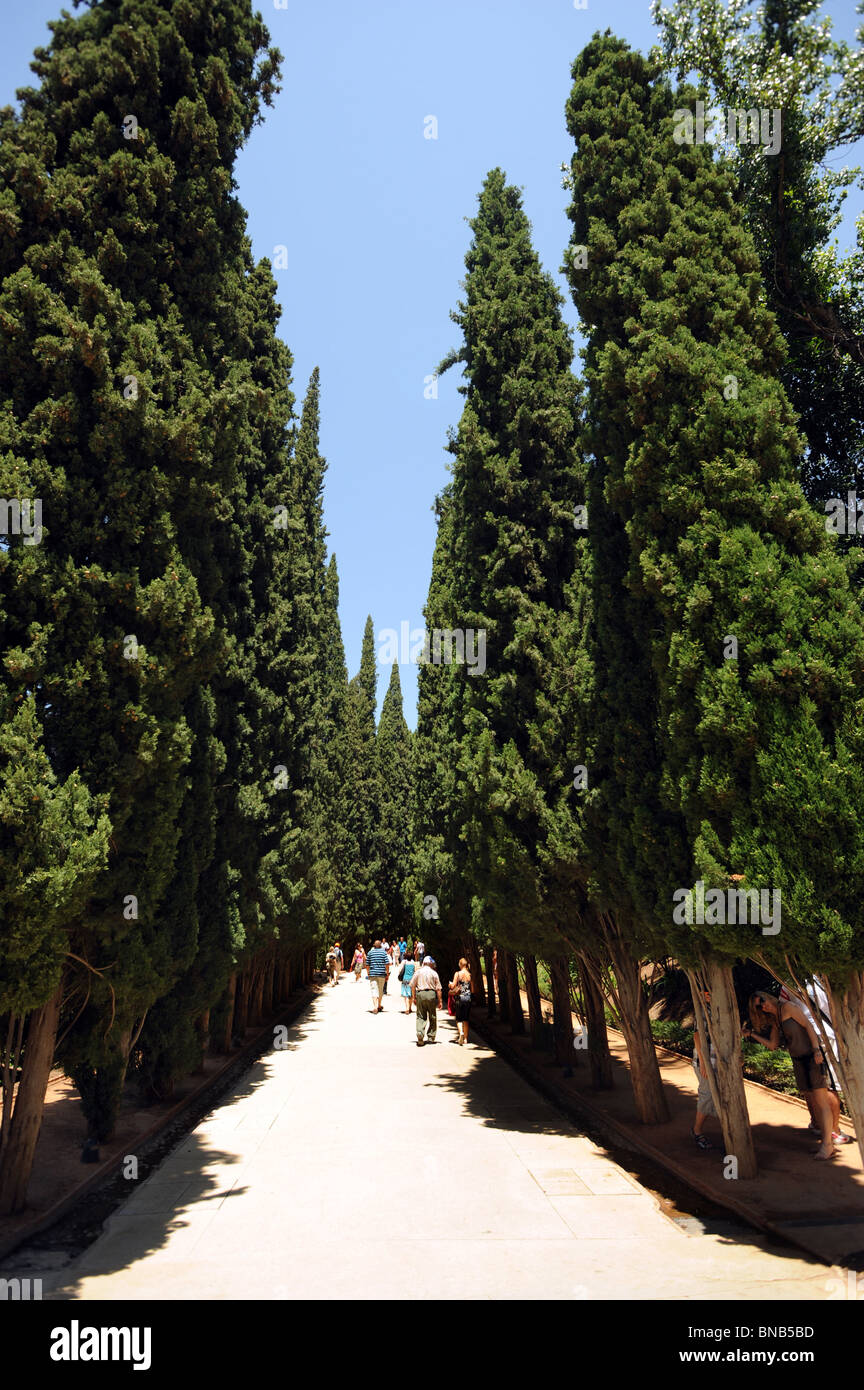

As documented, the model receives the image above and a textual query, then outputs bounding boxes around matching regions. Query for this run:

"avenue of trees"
[413,7,864,1179]
[2,0,864,1211]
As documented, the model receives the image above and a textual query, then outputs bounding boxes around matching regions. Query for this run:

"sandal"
[813,1148,837,1160]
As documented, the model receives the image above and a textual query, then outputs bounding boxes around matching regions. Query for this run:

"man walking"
[325,942,343,987]
[366,939,390,1014]
[411,956,442,1046]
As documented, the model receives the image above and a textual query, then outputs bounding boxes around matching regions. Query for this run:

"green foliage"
[341,617,384,939]
[564,33,864,979]
[427,168,586,960]
[0,697,110,1016]
[377,662,413,940]
[0,0,348,1146]
[651,1019,694,1049]
[651,0,864,502]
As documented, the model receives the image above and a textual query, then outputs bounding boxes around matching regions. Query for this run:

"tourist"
[400,937,408,965]
[351,944,365,983]
[691,987,719,1150]
[398,952,416,1013]
[411,956,442,1045]
[778,983,853,1147]
[383,939,392,994]
[325,943,342,987]
[449,958,473,1045]
[414,938,425,964]
[366,939,390,1013]
[744,991,837,1159]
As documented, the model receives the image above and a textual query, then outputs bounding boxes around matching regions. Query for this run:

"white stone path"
[42,974,834,1300]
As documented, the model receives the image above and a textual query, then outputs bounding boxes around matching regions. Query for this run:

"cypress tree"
[438,168,587,1039]
[137,251,295,1090]
[410,489,476,970]
[377,661,413,943]
[565,33,864,1169]
[0,0,282,1139]
[313,554,352,948]
[652,0,864,503]
[275,368,329,957]
[342,617,384,943]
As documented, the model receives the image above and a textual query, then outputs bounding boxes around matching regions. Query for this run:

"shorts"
[692,1056,717,1118]
[454,999,471,1023]
[369,976,385,1000]
[792,1051,832,1094]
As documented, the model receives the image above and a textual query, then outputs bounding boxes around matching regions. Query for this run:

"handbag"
[398,963,406,982]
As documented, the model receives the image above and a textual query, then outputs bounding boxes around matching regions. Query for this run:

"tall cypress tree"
[313,554,352,945]
[342,617,384,943]
[278,369,329,952]
[565,33,864,1168]
[137,251,295,1093]
[652,0,864,503]
[410,490,474,965]
[438,168,586,1033]
[377,661,412,942]
[0,0,282,1139]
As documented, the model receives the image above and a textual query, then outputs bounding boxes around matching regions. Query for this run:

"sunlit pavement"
[42,974,834,1300]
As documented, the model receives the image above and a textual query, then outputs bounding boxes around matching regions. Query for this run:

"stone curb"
[0,984,318,1263]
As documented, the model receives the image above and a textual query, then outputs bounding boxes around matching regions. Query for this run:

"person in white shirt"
[411,957,442,1046]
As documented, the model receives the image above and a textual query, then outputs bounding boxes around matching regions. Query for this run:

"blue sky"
[3,1,862,727]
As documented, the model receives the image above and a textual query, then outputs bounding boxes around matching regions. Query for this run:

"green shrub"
[651,1019,693,1051]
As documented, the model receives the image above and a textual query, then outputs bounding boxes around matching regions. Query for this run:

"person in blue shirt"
[399,954,416,1013]
[365,939,390,1014]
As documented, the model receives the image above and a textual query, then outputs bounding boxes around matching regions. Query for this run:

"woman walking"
[351,944,366,983]
[449,958,472,1045]
[399,953,416,1013]
[744,991,840,1160]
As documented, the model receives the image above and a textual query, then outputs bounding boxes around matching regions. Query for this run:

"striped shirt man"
[366,946,390,978]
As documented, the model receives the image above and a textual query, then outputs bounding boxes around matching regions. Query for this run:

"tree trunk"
[194,1010,210,1073]
[234,972,250,1037]
[248,965,264,1026]
[505,952,525,1035]
[580,953,614,1090]
[550,956,575,1065]
[688,960,757,1179]
[496,949,511,1025]
[603,926,669,1124]
[523,954,544,1048]
[0,986,62,1216]
[214,974,237,1053]
[483,946,497,1018]
[823,970,864,1174]
[265,956,277,1014]
[467,940,485,1006]
[1,1013,25,1156]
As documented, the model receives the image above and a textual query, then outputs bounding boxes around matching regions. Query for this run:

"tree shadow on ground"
[419,1014,856,1276]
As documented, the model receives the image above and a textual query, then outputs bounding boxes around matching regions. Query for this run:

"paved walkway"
[40,975,836,1300]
